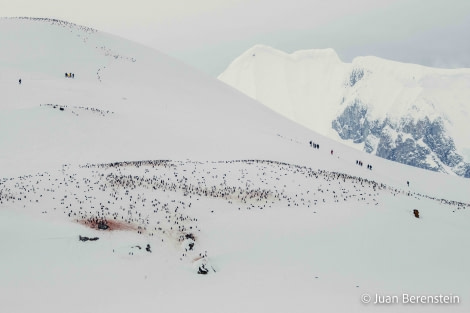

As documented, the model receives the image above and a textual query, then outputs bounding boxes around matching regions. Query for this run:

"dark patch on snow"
[79,235,99,242]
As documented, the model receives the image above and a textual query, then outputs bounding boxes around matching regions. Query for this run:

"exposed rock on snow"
[78,235,99,241]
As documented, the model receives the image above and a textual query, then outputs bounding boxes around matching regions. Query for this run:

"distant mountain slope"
[219,45,470,177]
[0,18,319,177]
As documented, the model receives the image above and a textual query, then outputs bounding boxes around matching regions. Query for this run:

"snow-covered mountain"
[1,18,470,313]
[219,45,470,177]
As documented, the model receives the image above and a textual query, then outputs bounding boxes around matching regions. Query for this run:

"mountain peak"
[237,44,342,63]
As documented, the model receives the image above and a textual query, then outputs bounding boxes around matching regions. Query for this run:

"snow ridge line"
[3,17,98,34]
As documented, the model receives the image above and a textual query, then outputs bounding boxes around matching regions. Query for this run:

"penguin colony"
[1,159,468,273]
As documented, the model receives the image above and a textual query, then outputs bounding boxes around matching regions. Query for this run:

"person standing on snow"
[19,78,21,85]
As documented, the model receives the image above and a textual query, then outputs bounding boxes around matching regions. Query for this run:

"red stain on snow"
[77,219,138,232]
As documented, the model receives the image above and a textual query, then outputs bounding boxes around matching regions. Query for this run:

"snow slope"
[1,18,470,313]
[219,45,470,177]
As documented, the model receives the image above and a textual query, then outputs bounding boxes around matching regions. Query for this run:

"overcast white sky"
[2,0,470,75]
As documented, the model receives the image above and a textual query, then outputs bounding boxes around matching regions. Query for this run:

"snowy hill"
[219,45,470,177]
[1,18,470,313]
[0,18,319,177]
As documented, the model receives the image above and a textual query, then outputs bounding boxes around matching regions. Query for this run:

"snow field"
[1,18,470,313]
[1,159,469,312]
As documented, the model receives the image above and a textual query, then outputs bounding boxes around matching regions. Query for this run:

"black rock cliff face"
[332,100,470,177]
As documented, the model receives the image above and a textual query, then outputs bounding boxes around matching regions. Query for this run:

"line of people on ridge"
[307,141,416,186]
[309,140,373,170]
[356,160,372,170]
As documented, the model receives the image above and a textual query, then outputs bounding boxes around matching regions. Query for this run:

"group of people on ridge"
[309,140,320,149]
[18,72,76,84]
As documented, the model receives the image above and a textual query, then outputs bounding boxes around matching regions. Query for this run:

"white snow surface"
[218,44,470,161]
[1,18,470,313]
